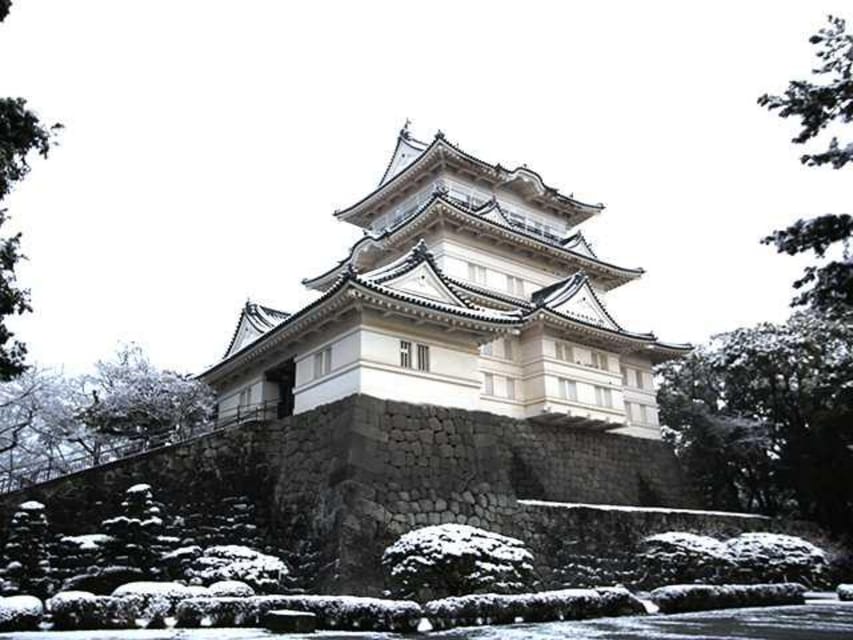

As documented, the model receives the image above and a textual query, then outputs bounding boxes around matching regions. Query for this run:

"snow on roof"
[223,301,291,359]
[304,193,643,292]
[338,128,604,227]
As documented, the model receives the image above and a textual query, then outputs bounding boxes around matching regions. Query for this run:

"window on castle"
[503,338,515,361]
[467,262,487,284]
[313,347,332,380]
[594,386,613,408]
[621,366,630,386]
[481,341,494,357]
[558,377,578,402]
[417,344,430,372]
[400,340,412,368]
[238,386,252,409]
[483,372,494,396]
[506,377,516,400]
[506,274,524,296]
[591,351,609,371]
[555,341,573,362]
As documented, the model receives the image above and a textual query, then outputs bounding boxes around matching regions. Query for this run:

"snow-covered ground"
[0,602,851,639]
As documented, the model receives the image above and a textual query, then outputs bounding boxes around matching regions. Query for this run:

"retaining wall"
[1,394,822,594]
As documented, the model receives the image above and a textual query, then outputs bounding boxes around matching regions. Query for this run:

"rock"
[839,584,853,601]
[263,609,317,633]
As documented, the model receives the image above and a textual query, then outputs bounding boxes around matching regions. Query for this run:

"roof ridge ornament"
[400,118,412,140]
[410,238,431,262]
[431,181,449,197]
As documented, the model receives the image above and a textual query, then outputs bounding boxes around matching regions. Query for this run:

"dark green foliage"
[1,501,54,597]
[762,214,853,312]
[758,16,852,316]
[0,99,60,381]
[657,312,853,533]
[0,3,62,380]
[758,16,853,169]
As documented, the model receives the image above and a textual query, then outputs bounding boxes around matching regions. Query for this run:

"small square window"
[400,340,412,368]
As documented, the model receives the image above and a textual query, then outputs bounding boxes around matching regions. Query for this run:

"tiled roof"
[223,301,291,358]
[304,193,643,291]
[335,131,603,226]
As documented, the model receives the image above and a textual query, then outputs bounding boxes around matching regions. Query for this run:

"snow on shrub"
[637,532,734,587]
[424,587,644,629]
[382,524,537,600]
[636,531,828,588]
[48,591,122,630]
[61,566,146,595]
[175,595,422,631]
[208,580,255,597]
[2,501,54,598]
[723,533,827,586]
[61,534,113,552]
[184,545,289,594]
[0,595,43,631]
[110,581,204,627]
[838,584,853,601]
[650,583,806,614]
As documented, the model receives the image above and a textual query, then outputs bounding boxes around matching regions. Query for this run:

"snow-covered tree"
[0,367,99,486]
[82,345,215,446]
[658,311,853,532]
[1,501,53,598]
[100,484,169,578]
[758,16,852,315]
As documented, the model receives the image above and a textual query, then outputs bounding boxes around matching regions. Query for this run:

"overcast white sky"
[1,1,851,375]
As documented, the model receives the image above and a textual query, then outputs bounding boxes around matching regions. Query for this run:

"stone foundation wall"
[1,394,829,595]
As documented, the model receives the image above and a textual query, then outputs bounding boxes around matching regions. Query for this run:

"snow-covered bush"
[636,532,734,587]
[47,591,121,630]
[838,584,853,601]
[2,501,54,598]
[184,545,289,594]
[53,534,113,587]
[175,595,422,631]
[208,580,255,597]
[723,533,827,586]
[0,595,43,631]
[425,587,645,629]
[382,524,537,601]
[635,530,828,588]
[110,581,208,628]
[650,582,806,614]
[160,545,202,580]
[61,566,145,595]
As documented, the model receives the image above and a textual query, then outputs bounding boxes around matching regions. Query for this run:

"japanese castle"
[202,126,690,439]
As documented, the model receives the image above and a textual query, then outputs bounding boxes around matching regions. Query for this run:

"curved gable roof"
[305,193,643,291]
[223,301,291,358]
[335,131,604,228]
